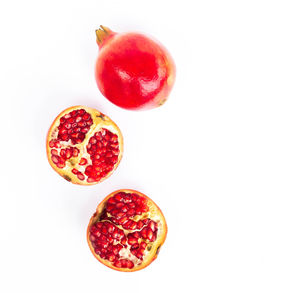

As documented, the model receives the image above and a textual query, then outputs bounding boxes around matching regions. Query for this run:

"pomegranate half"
[87,189,167,272]
[95,25,176,110]
[46,106,123,185]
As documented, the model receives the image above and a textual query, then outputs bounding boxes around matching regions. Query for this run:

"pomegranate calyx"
[96,25,114,46]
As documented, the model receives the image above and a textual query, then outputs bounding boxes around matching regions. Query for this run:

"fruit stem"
[95,25,113,46]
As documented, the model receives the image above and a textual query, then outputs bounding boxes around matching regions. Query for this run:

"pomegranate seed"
[118,217,129,225]
[121,206,128,213]
[51,155,59,164]
[90,137,97,144]
[89,234,96,242]
[113,260,122,268]
[123,221,131,229]
[131,243,139,250]
[78,121,86,127]
[119,230,125,239]
[75,116,82,123]
[106,204,114,212]
[111,134,118,142]
[107,224,115,233]
[137,220,144,229]
[65,148,72,159]
[54,141,61,148]
[70,133,78,139]
[123,194,132,203]
[114,193,123,202]
[49,140,55,147]
[127,209,135,216]
[147,229,153,241]
[112,246,119,255]
[120,259,128,268]
[116,212,125,219]
[151,234,157,242]
[107,254,116,262]
[65,123,71,129]
[70,110,77,117]
[110,209,118,216]
[72,168,78,174]
[129,221,137,230]
[143,219,150,225]
[73,148,79,157]
[141,228,147,239]
[136,252,143,259]
[111,146,119,154]
[112,231,119,239]
[99,234,107,242]
[60,149,65,157]
[81,127,89,133]
[126,260,134,269]
[127,202,135,209]
[77,172,85,180]
[79,158,87,165]
[128,236,138,245]
[149,220,157,231]
[140,242,147,249]
[82,113,90,120]
[91,228,101,238]
[111,156,118,164]
[115,202,124,209]
[51,149,58,156]
[102,242,109,249]
[95,222,103,229]
[138,247,145,254]
[101,226,108,235]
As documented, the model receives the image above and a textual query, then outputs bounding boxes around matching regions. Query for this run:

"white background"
[1,0,300,292]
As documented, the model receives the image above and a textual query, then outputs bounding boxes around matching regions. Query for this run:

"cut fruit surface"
[87,189,167,272]
[46,106,123,185]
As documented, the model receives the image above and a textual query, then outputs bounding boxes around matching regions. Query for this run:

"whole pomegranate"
[87,189,167,271]
[46,106,123,185]
[95,26,176,110]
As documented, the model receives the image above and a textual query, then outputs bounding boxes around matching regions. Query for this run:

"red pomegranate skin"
[95,29,176,110]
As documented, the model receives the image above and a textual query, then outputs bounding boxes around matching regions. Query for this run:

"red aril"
[46,106,123,185]
[95,26,176,110]
[87,189,167,272]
